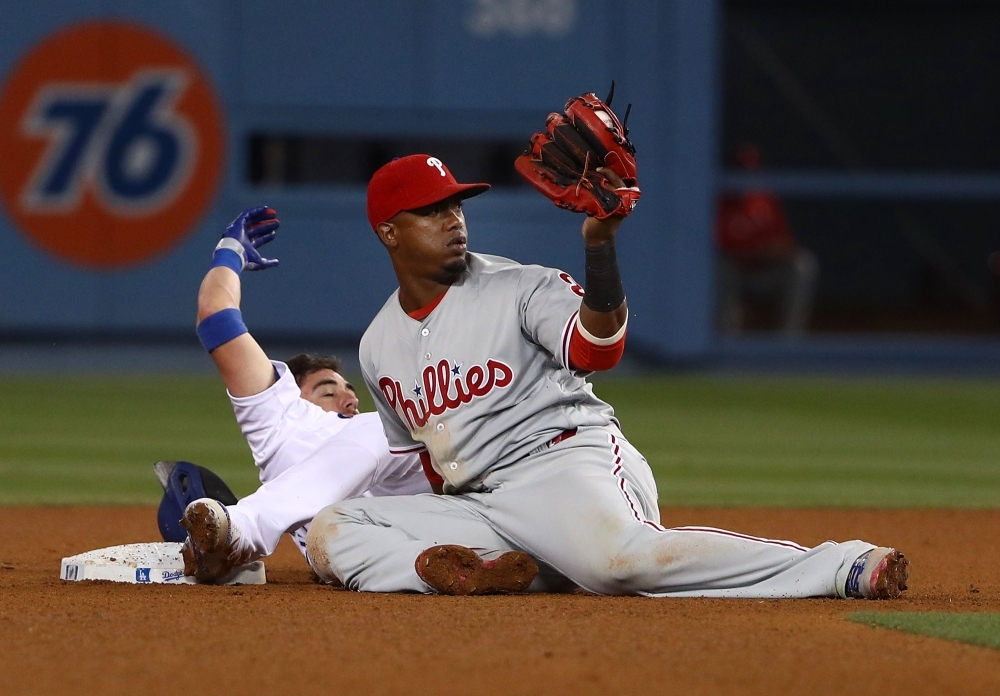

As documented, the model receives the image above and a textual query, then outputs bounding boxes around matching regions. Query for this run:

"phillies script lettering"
[379,359,514,430]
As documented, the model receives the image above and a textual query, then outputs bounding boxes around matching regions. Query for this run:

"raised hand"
[216,206,281,271]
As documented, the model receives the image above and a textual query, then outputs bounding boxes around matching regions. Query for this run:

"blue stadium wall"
[0,0,718,361]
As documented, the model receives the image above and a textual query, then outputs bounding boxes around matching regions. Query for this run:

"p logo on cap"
[427,157,447,177]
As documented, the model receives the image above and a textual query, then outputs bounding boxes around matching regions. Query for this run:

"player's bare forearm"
[197,250,275,397]
[581,214,622,247]
[197,266,242,322]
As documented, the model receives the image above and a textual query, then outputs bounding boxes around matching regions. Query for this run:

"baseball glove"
[515,83,640,219]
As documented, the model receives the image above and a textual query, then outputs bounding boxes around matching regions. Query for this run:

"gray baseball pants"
[306,425,874,597]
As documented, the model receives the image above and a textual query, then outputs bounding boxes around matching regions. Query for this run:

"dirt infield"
[1,507,998,695]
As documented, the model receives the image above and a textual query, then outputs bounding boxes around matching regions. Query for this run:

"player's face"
[391,196,469,282]
[299,369,359,416]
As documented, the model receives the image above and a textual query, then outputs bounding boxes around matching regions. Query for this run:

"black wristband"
[583,238,625,313]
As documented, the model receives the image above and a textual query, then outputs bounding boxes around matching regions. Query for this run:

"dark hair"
[285,354,343,387]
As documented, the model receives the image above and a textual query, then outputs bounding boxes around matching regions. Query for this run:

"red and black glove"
[515,84,640,219]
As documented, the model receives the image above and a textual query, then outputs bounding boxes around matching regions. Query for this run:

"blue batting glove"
[211,206,280,273]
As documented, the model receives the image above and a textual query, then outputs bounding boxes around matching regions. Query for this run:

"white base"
[60,542,265,585]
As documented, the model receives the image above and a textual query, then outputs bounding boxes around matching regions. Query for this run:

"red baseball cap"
[366,154,490,230]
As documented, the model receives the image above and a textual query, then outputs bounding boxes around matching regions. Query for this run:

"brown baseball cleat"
[845,547,909,599]
[415,545,538,595]
[180,537,201,578]
[180,498,251,583]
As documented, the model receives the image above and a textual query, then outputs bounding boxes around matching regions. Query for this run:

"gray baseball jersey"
[359,252,616,491]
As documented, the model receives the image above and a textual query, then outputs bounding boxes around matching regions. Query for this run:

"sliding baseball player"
[181,207,431,582]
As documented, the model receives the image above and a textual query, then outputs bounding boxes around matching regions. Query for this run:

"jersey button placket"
[420,327,431,363]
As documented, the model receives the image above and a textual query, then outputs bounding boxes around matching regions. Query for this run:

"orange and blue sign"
[0,20,225,269]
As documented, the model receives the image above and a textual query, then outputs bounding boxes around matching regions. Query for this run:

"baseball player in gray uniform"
[305,154,909,599]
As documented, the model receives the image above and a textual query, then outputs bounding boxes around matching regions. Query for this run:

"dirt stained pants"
[308,425,874,597]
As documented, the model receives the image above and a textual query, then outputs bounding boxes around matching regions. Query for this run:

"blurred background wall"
[2,0,999,371]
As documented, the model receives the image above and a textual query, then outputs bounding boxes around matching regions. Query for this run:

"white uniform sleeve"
[516,265,586,370]
[277,433,381,504]
[334,413,429,494]
[367,450,432,496]
[229,361,351,480]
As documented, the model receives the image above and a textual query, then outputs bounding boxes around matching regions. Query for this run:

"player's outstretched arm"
[514,88,635,368]
[577,167,628,340]
[196,206,281,397]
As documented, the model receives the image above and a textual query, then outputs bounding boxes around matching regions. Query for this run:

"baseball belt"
[527,428,578,457]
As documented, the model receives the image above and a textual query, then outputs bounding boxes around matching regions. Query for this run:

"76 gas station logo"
[21,69,195,215]
[0,21,224,269]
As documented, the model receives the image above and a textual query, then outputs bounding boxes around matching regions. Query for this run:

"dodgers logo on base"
[161,570,185,583]
[0,20,225,269]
